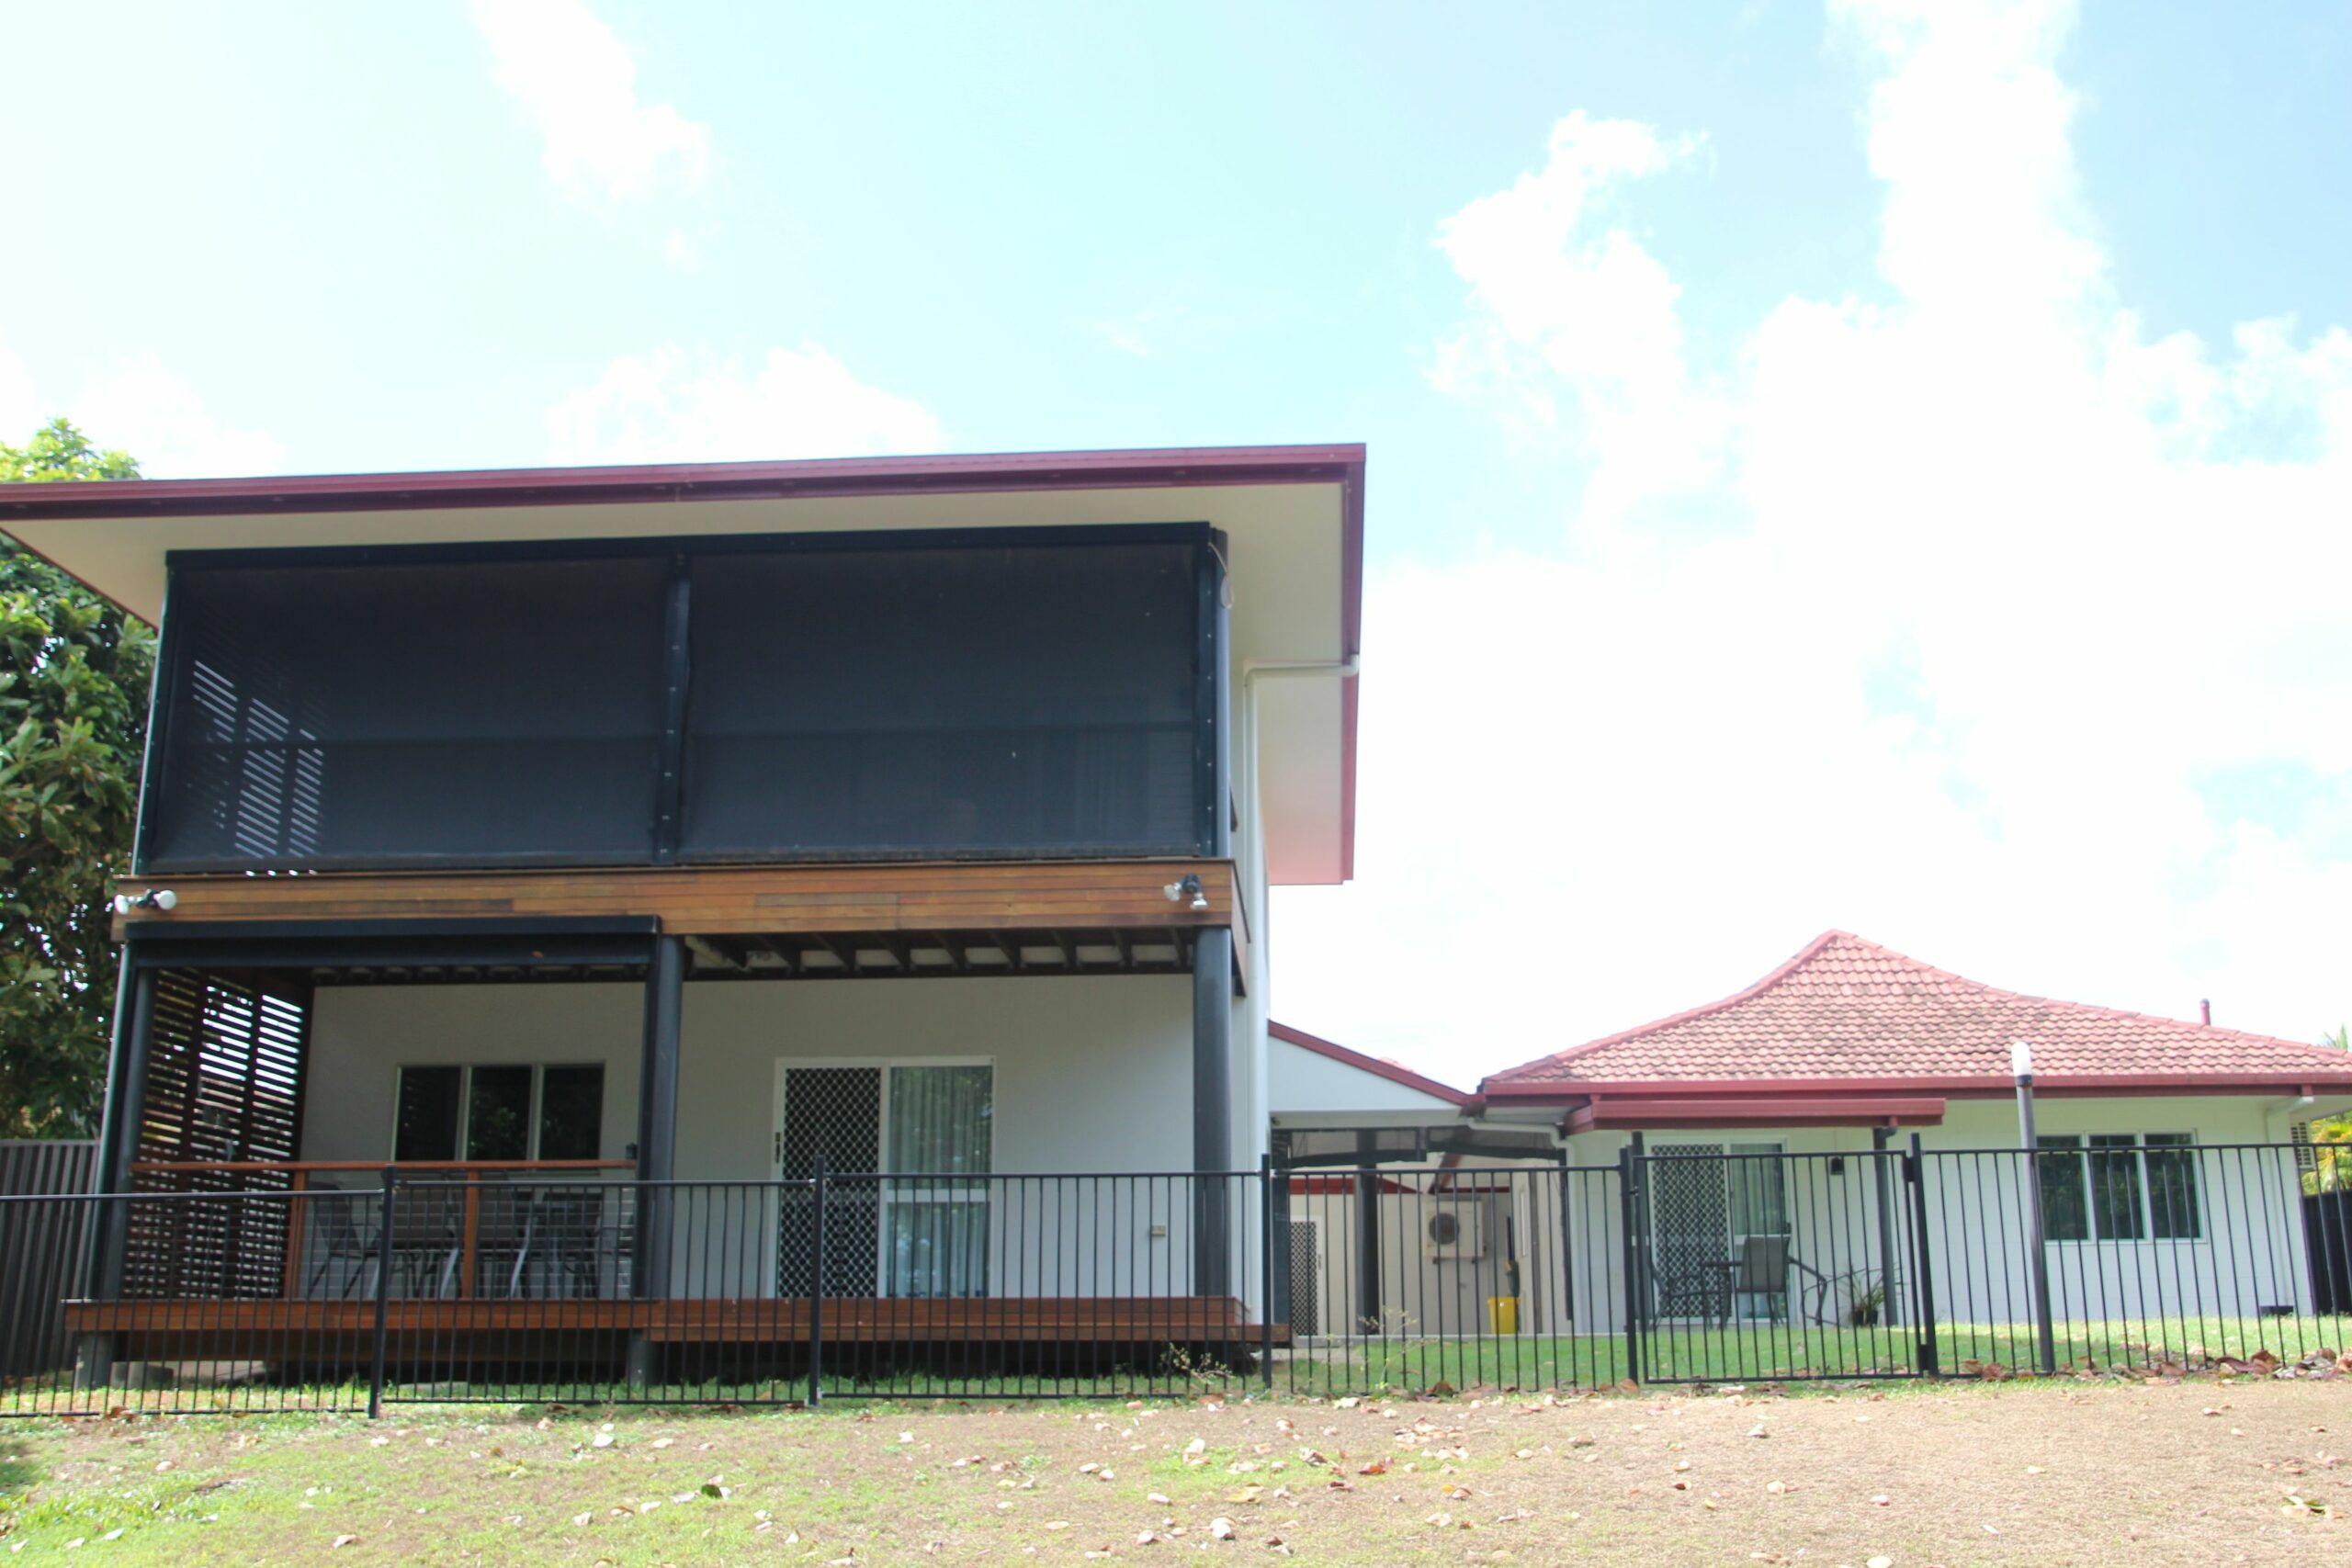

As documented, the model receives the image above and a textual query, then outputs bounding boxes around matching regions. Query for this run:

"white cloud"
[0,344,34,442]
[473,0,710,202]
[1275,0,2352,1086]
[1431,111,1728,531]
[547,343,943,464]
[38,355,283,478]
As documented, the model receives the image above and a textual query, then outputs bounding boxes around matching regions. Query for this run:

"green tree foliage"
[1,418,150,1135]
[2309,1025,2352,1192]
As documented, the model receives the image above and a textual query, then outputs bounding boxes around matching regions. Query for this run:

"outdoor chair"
[300,1179,386,1300]
[1651,1259,1736,1327]
[469,1174,536,1299]
[530,1189,614,1299]
[386,1175,464,1298]
[1732,1235,1855,1325]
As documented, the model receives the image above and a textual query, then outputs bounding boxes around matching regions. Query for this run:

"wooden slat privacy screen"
[126,971,311,1300]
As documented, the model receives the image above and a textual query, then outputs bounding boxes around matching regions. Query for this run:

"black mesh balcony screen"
[146,557,670,869]
[679,540,1204,859]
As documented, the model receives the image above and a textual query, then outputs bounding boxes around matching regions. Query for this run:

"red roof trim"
[1486,1071,2352,1102]
[1568,1097,1947,1132]
[1270,1021,1470,1106]
[0,443,1367,520]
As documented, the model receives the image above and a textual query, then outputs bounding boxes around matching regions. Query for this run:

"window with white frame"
[393,1064,606,1162]
[2035,1133,2201,1242]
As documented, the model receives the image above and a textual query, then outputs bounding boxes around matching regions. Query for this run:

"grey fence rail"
[4,1141,2348,1416]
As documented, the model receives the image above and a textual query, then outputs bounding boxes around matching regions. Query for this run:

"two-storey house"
[3,444,1363,1389]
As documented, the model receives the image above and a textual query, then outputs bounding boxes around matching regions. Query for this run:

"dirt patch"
[1,1381,2346,1565]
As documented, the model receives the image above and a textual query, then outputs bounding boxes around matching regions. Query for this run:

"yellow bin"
[1487,1296,1520,1335]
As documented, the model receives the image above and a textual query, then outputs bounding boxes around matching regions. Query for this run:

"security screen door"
[1649,1143,1789,1320]
[775,1063,992,1299]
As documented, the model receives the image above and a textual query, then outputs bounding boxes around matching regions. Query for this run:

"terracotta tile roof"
[1485,931,2352,1093]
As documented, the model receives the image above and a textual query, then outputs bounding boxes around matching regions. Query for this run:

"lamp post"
[2013,1040,2058,1374]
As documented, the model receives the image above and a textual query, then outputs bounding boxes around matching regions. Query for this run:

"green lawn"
[1287,1312,2352,1393]
[6,1314,2346,1417]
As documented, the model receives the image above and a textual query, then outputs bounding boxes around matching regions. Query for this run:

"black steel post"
[630,934,684,1389]
[1905,1134,1940,1377]
[1267,1130,1295,1336]
[1192,927,1234,1297]
[2012,1051,2058,1374]
[635,931,682,1279]
[369,1167,397,1419]
[1353,1132,1383,1333]
[808,1152,826,1406]
[1871,1126,1899,1324]
[1259,1153,1275,1388]
[76,959,156,1390]
[1617,1144,1643,1385]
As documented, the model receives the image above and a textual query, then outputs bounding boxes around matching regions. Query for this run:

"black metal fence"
[6,1144,2349,1416]
[1275,1141,2352,1393]
[0,1168,1268,1416]
[0,1141,96,1381]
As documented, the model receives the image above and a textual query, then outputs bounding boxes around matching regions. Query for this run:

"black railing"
[1,1169,1267,1416]
[6,1145,2350,1416]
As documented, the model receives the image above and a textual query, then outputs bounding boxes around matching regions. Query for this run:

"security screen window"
[140,530,1216,871]
[681,539,1206,859]
[147,556,669,869]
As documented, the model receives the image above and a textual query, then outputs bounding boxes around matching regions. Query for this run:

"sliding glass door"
[775,1062,993,1299]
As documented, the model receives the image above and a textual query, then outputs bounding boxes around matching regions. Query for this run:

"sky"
[3,0,2348,1084]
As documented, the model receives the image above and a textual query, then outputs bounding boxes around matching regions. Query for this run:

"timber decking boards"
[62,1296,1292,1348]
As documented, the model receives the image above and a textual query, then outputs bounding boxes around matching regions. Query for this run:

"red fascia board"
[1484,1071,2352,1101]
[0,443,1367,520]
[1567,1097,1947,1133]
[1270,1021,1470,1106]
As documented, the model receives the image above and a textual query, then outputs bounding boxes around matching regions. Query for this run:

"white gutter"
[1242,657,1362,684]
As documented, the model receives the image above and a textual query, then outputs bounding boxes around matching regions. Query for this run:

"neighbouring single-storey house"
[1455,930,2352,1339]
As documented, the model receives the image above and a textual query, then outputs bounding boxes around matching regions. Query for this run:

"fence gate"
[1630,1145,1935,1384]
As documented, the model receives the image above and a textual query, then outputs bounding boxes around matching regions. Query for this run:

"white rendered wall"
[301,976,1207,1300]
[302,975,1193,1178]
[1269,1037,1461,1118]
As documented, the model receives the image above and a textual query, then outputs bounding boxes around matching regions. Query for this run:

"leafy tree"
[2310,1026,2352,1193]
[1,418,150,1135]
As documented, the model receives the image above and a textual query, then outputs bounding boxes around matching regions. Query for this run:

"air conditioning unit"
[1423,1203,1487,1262]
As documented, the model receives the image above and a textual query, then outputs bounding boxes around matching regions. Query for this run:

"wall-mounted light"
[1162,873,1208,911]
[110,889,176,914]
